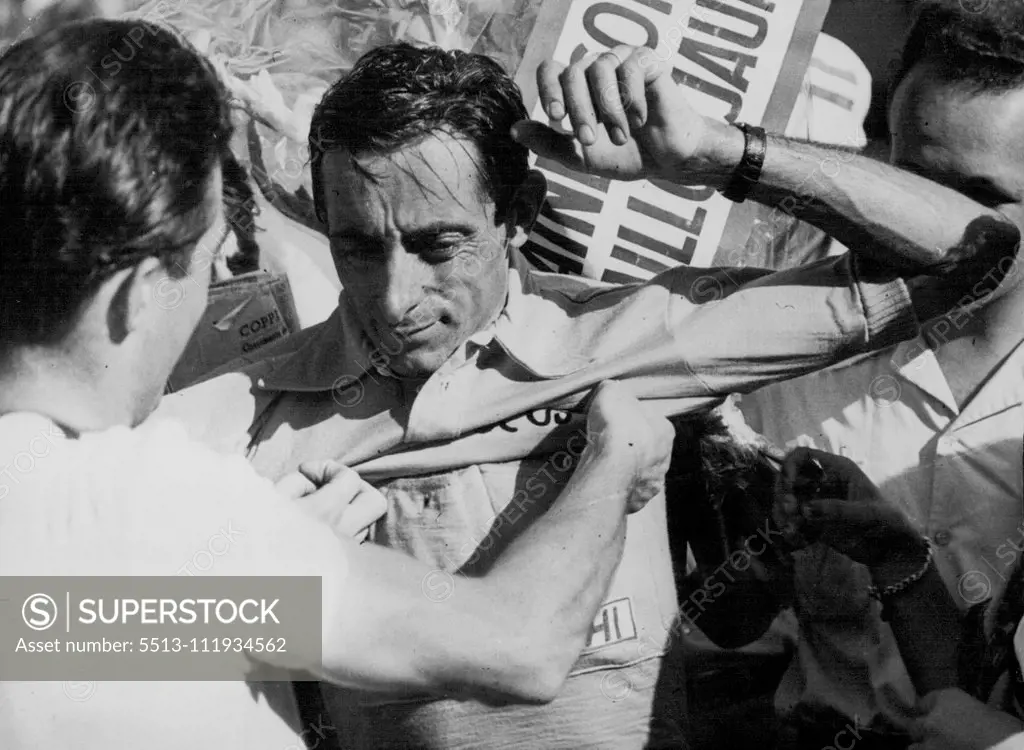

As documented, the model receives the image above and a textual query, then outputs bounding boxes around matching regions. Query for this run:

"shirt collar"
[888,334,960,416]
[956,336,1024,429]
[255,250,591,393]
[486,249,596,377]
[887,332,1024,424]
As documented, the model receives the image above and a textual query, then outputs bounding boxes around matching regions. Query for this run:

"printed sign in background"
[515,0,832,282]
[167,271,301,392]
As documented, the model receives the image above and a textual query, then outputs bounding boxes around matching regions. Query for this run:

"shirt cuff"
[988,732,1024,750]
[851,255,918,349]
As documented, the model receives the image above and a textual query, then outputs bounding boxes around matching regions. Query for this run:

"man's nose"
[378,246,429,326]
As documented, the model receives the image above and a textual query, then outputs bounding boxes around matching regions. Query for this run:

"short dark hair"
[894,0,1024,95]
[309,42,529,224]
[0,18,232,349]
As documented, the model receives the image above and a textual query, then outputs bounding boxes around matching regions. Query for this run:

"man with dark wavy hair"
[739,2,1024,747]
[0,18,680,749]
[160,28,1024,745]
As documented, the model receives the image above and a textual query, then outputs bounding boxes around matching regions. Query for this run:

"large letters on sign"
[515,0,831,281]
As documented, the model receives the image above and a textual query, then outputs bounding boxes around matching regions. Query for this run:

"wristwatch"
[721,123,767,204]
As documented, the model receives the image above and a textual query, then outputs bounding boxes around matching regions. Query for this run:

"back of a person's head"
[895,0,1024,93]
[0,18,231,352]
[309,42,529,224]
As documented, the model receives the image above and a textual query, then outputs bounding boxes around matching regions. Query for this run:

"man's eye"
[419,236,466,262]
[425,245,459,262]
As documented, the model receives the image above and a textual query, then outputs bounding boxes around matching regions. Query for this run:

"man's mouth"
[391,319,438,341]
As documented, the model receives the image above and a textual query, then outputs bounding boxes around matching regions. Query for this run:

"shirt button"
[933,530,952,547]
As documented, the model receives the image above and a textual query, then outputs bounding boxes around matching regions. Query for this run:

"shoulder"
[0,415,345,579]
[154,320,333,451]
[83,419,346,577]
[155,371,262,453]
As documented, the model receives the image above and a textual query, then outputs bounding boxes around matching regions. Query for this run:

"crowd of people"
[0,1,1022,749]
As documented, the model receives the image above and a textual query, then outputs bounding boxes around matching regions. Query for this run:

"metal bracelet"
[867,537,934,619]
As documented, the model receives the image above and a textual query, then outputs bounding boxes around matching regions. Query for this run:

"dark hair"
[0,18,232,349]
[664,410,787,647]
[309,42,529,224]
[893,0,1024,95]
[221,150,261,276]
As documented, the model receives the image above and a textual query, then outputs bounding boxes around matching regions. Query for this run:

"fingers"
[302,461,363,499]
[538,58,565,120]
[780,447,853,496]
[335,484,388,539]
[560,60,600,145]
[291,464,389,541]
[800,499,893,553]
[510,121,585,171]
[617,52,647,131]
[274,471,317,500]
[586,380,636,432]
[783,446,858,479]
[297,459,347,487]
[801,498,890,524]
[586,51,629,145]
[534,46,665,147]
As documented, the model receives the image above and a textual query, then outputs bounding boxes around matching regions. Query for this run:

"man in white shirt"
[0,18,674,749]
[739,2,1024,747]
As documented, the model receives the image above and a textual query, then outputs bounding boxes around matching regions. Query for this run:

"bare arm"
[311,381,671,703]
[727,134,1019,320]
[735,136,1018,279]
[317,439,628,702]
[868,560,960,694]
[515,45,1020,312]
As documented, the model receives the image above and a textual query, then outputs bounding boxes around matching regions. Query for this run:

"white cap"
[786,33,873,149]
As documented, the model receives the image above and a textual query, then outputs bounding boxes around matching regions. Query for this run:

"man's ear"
[504,169,547,249]
[104,257,165,345]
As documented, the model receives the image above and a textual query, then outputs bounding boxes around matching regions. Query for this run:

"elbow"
[495,653,568,705]
[524,678,564,706]
[942,214,1020,276]
[506,668,566,706]
[484,641,573,705]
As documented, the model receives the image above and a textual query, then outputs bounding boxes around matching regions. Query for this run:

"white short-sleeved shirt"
[0,411,348,750]
[741,335,1024,733]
